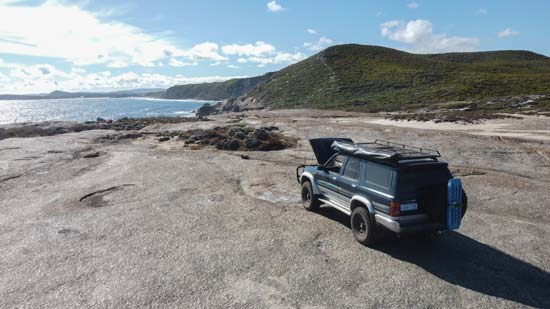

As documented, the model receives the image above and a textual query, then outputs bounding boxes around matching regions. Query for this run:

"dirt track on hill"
[1,110,549,308]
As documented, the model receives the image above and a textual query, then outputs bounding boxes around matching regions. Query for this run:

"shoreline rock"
[0,116,208,141]
[196,96,264,117]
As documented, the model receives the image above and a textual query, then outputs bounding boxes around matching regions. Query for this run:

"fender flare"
[300,172,321,195]
[350,195,375,214]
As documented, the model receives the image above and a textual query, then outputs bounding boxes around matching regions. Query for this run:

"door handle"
[331,177,337,180]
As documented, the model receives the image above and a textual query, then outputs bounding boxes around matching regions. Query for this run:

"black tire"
[350,207,378,246]
[461,190,468,218]
[301,181,320,211]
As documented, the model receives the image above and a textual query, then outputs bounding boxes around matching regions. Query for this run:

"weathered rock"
[216,139,241,151]
[258,140,286,151]
[234,131,247,139]
[196,103,220,117]
[83,151,100,158]
[253,129,269,140]
[158,137,170,142]
[260,126,279,131]
[228,127,245,137]
[244,138,261,149]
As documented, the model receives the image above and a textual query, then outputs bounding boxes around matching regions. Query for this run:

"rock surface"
[1,110,549,308]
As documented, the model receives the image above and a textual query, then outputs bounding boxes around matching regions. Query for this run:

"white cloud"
[0,62,245,94]
[227,64,239,69]
[0,72,10,83]
[303,36,334,51]
[221,41,276,56]
[498,27,520,38]
[307,28,318,35]
[380,19,479,53]
[107,60,129,68]
[476,8,488,15]
[266,0,284,12]
[241,52,305,67]
[407,2,419,9]
[0,1,184,67]
[168,58,198,67]
[9,63,70,80]
[220,41,304,67]
[0,58,18,68]
[182,42,227,61]
[72,67,86,74]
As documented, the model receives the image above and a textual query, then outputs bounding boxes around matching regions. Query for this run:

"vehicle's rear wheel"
[301,181,320,211]
[351,207,377,246]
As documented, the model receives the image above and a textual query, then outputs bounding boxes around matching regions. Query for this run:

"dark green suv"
[297,138,467,246]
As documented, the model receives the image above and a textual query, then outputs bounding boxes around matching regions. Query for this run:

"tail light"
[390,201,401,217]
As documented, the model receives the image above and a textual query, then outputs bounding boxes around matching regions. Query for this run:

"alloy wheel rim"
[354,214,367,235]
[302,189,311,205]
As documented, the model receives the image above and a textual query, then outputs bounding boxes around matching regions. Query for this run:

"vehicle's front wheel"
[301,181,320,211]
[351,207,377,246]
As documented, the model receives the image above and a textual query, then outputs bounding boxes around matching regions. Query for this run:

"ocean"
[0,97,211,124]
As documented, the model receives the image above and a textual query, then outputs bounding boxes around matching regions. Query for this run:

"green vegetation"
[248,44,550,112]
[164,73,273,100]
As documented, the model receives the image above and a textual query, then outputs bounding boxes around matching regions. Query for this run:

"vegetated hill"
[245,44,550,111]
[163,73,274,100]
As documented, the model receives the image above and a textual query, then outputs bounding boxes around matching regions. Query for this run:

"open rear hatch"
[397,163,452,224]
[309,138,353,165]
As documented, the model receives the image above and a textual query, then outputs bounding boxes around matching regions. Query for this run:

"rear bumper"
[374,213,446,234]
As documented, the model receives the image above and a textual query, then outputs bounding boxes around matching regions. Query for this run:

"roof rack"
[332,139,441,162]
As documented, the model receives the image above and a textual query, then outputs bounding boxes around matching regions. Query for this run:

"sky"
[0,0,549,94]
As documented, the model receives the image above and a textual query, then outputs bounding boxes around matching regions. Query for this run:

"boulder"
[234,131,247,139]
[258,140,286,151]
[253,128,269,140]
[196,103,219,117]
[244,138,261,149]
[216,138,241,150]
[227,127,244,137]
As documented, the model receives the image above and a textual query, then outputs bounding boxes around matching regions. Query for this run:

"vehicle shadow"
[316,207,550,308]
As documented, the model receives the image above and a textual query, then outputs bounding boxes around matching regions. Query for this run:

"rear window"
[397,166,452,194]
[343,157,361,180]
[364,162,393,193]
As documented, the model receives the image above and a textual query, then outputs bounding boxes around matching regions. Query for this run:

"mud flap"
[447,178,462,230]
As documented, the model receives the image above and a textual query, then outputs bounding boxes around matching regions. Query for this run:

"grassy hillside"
[164,73,273,100]
[247,44,550,112]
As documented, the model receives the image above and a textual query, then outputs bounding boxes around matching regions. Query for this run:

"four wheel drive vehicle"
[296,138,467,246]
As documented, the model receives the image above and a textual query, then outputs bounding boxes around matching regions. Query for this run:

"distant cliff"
[163,73,274,100]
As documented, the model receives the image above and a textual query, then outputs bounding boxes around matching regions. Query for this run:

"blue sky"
[0,0,548,94]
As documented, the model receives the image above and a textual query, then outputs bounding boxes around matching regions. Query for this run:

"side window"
[364,161,393,193]
[325,155,346,174]
[343,157,360,180]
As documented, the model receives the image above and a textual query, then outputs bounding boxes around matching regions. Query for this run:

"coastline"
[0,97,213,125]
[2,109,550,143]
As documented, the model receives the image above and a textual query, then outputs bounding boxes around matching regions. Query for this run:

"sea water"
[0,97,211,124]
